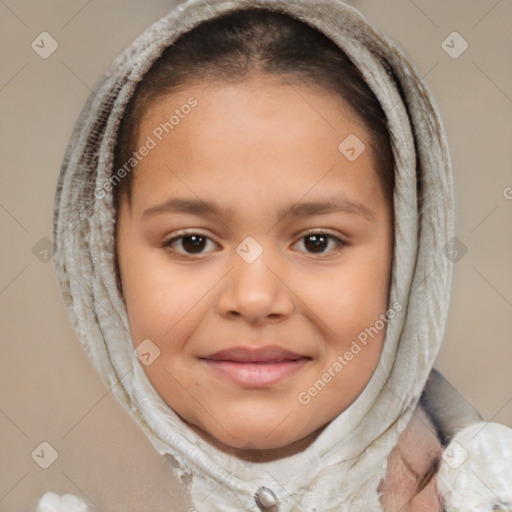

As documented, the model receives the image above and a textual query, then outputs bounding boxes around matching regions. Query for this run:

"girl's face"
[116,76,394,459]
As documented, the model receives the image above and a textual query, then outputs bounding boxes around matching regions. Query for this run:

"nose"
[216,246,295,325]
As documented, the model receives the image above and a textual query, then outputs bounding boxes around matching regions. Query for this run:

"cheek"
[308,241,393,383]
[318,256,391,332]
[118,239,208,350]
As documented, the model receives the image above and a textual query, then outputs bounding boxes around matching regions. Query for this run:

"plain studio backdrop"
[1,0,511,510]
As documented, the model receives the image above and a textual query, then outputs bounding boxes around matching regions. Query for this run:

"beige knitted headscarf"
[53,0,454,510]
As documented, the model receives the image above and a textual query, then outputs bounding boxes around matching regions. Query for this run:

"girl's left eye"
[163,231,345,257]
[292,232,345,255]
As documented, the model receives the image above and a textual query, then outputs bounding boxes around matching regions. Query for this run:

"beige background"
[1,1,511,510]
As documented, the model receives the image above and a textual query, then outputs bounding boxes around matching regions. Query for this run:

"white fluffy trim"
[438,422,512,511]
[36,492,88,512]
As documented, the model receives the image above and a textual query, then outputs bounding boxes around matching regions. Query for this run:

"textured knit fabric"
[52,1,464,510]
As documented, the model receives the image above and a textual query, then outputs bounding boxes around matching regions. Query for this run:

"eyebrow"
[142,196,375,222]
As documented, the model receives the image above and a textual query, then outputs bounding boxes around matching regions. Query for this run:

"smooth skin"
[117,76,392,454]
[116,76,441,506]
[116,76,438,512]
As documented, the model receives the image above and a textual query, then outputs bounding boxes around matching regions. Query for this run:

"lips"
[204,345,306,363]
[201,345,311,387]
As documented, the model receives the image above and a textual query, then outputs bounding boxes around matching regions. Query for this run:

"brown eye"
[164,233,218,255]
[181,234,207,253]
[304,234,329,253]
[294,232,344,255]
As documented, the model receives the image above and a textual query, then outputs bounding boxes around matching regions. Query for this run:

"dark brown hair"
[113,8,395,216]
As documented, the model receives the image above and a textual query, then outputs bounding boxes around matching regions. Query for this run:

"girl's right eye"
[163,232,219,256]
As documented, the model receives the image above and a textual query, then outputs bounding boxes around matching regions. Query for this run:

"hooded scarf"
[52,0,460,510]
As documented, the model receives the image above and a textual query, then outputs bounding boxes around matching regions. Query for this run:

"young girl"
[48,0,512,510]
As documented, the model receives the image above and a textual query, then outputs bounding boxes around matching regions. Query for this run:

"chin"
[202,412,325,460]
[226,423,291,447]
[188,414,300,452]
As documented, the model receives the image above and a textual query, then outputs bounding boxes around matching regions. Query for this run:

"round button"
[254,486,279,511]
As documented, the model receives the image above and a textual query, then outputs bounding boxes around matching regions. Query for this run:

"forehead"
[128,78,385,218]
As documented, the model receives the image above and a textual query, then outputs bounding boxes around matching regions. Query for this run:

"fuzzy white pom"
[37,492,89,512]
[437,422,512,511]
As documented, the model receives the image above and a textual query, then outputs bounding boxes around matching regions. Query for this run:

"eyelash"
[162,229,346,258]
